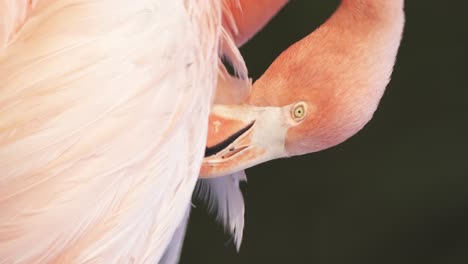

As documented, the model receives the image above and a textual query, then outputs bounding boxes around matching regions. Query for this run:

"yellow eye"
[292,103,306,121]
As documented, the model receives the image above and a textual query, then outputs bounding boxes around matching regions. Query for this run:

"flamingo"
[0,0,404,263]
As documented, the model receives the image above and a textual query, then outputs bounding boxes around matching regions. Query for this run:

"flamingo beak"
[200,104,291,178]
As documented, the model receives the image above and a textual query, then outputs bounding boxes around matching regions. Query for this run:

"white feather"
[160,205,191,264]
[195,170,247,250]
[0,0,249,262]
[0,0,38,49]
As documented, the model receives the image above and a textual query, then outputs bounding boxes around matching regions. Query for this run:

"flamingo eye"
[291,102,307,121]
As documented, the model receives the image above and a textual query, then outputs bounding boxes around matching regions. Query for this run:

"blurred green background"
[181,1,468,263]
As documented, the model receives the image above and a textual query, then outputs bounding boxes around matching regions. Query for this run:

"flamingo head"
[200,2,404,178]
[201,40,393,178]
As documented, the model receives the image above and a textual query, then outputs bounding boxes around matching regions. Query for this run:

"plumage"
[0,0,246,262]
[160,206,191,264]
[195,170,247,250]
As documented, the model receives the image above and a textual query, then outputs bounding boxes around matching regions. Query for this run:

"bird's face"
[200,92,373,178]
[200,64,380,178]
[201,40,389,178]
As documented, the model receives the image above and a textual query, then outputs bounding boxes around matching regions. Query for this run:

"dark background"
[181,1,468,263]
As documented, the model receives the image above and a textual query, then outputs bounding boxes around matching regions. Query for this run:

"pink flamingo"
[0,0,404,262]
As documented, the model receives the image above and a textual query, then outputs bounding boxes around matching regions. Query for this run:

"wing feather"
[0,0,237,262]
[196,170,247,250]
[160,205,191,264]
[0,0,38,49]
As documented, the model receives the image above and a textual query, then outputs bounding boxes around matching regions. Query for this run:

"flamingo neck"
[339,0,404,23]
[248,0,405,106]
[341,0,404,11]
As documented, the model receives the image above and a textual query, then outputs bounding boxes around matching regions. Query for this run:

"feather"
[160,205,191,264]
[219,0,249,85]
[214,64,252,104]
[0,0,249,262]
[195,170,247,250]
[0,0,38,49]
[0,0,230,262]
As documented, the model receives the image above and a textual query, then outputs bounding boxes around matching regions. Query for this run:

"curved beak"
[200,104,291,178]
